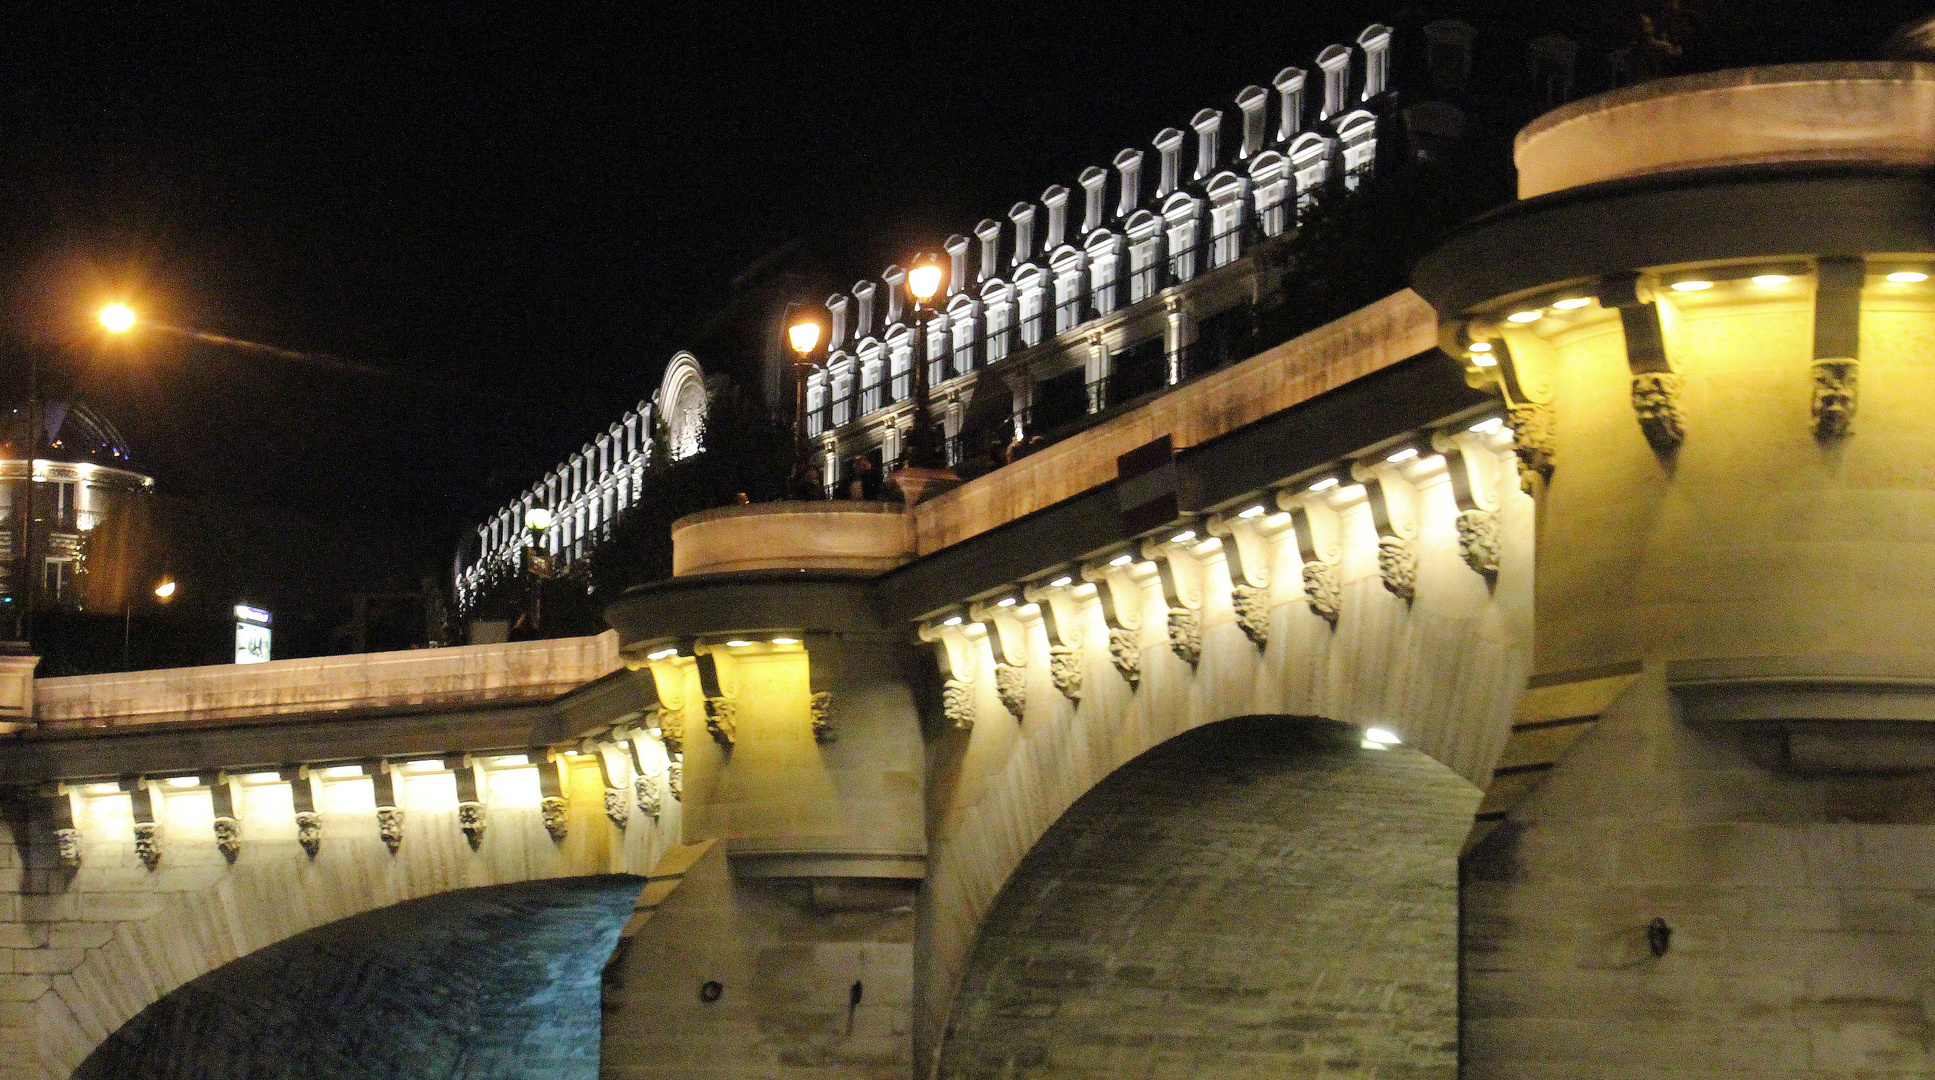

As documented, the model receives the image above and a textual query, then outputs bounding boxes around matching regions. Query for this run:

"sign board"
[234,604,271,665]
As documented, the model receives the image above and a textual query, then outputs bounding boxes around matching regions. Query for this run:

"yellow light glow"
[1887,270,1928,283]
[1551,297,1590,310]
[1506,310,1542,323]
[1670,280,1713,292]
[98,303,136,334]
[788,320,822,355]
[525,507,553,532]
[153,579,177,599]
[908,262,945,302]
[1752,274,1790,286]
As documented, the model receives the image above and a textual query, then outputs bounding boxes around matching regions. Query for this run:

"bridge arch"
[71,876,641,1080]
[914,449,1534,1064]
[933,715,1477,1078]
[14,764,676,1078]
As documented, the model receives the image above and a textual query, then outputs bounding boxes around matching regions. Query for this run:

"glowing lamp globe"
[99,303,136,334]
[788,320,822,356]
[908,263,944,302]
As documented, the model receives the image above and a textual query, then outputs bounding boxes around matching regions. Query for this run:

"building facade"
[0,402,155,616]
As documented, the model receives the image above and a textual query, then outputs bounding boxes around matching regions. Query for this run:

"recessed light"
[1364,727,1402,745]
[1466,341,1492,352]
[1237,505,1265,519]
[725,640,752,648]
[1887,270,1928,283]
[1169,530,1196,544]
[1506,310,1542,323]
[1109,553,1134,567]
[1473,354,1497,367]
[1308,477,1339,492]
[1048,575,1073,587]
[1386,448,1418,463]
[996,597,1017,607]
[770,637,799,645]
[646,647,677,660]
[1751,274,1790,286]
[164,776,199,788]
[942,615,963,626]
[1670,280,1713,292]
[1552,297,1590,310]
[1469,417,1505,435]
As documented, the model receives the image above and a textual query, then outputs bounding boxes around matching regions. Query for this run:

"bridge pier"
[1416,63,1935,1077]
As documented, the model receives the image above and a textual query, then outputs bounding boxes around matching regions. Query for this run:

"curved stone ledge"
[671,500,911,577]
[1669,655,1935,772]
[1517,61,1935,198]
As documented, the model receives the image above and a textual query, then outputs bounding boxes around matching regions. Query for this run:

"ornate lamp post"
[787,314,824,499]
[892,256,960,505]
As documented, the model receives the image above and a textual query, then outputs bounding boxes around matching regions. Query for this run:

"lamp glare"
[788,320,822,355]
[1887,270,1928,283]
[99,303,136,334]
[909,262,945,301]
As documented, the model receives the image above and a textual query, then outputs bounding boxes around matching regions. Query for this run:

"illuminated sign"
[234,605,271,664]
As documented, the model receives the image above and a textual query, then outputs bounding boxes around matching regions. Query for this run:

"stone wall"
[1463,665,1935,1079]
[71,877,640,1080]
[936,716,1478,1079]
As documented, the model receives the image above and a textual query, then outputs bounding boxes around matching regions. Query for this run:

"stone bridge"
[7,61,1935,1080]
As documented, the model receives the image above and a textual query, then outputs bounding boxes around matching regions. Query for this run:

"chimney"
[974,219,1002,282]
[1190,109,1222,181]
[1042,185,1070,250]
[944,235,970,296]
[1153,128,1185,197]
[1235,86,1268,159]
[1114,148,1144,217]
[1273,67,1306,140]
[1078,167,1108,234]
[1009,202,1037,266]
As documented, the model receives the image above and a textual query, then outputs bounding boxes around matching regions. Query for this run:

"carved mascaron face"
[1813,366,1856,435]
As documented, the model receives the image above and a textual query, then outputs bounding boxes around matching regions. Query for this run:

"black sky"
[0,2,1919,633]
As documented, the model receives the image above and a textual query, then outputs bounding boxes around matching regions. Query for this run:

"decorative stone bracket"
[693,648,737,748]
[206,771,242,862]
[970,600,1031,720]
[1023,580,1087,703]
[1811,256,1865,438]
[1278,490,1343,625]
[537,754,569,842]
[1432,428,1505,577]
[1208,511,1276,649]
[119,777,162,869]
[1082,560,1146,686]
[1138,534,1205,666]
[920,621,980,729]
[593,740,631,827]
[451,754,486,848]
[1352,457,1421,601]
[282,766,322,859]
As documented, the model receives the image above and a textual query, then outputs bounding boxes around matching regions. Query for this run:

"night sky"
[0,2,1918,639]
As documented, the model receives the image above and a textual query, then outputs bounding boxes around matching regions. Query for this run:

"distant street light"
[125,577,178,670]
[153,579,176,600]
[99,303,137,334]
[788,312,825,499]
[899,255,949,474]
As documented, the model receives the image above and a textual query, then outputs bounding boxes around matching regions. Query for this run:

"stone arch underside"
[934,716,1479,1079]
[72,877,641,1080]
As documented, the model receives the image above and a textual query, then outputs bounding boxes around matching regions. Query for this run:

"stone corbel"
[280,766,321,859]
[47,785,81,868]
[1022,580,1087,703]
[536,752,568,843]
[692,645,737,748]
[802,633,838,743]
[1431,428,1504,576]
[918,620,980,729]
[1081,560,1146,687]
[642,655,690,786]
[1460,318,1557,493]
[592,739,630,827]
[450,754,486,848]
[1601,274,1685,453]
[1350,457,1422,601]
[622,729,665,816]
[124,777,162,870]
[1136,535,1204,666]
[370,761,404,853]
[1276,489,1344,624]
[1811,256,1863,438]
[205,771,241,862]
[1206,511,1274,648]
[969,600,1031,720]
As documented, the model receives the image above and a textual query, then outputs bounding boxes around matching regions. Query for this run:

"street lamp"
[897,255,951,479]
[521,507,554,632]
[787,314,824,499]
[124,577,177,670]
[99,303,137,335]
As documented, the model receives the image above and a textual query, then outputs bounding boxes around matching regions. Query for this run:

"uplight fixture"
[995,597,1017,607]
[1506,309,1542,323]
[1048,575,1073,587]
[1472,354,1497,367]
[646,647,678,661]
[1469,417,1505,435]
[1751,274,1790,286]
[1670,279,1713,292]
[1169,530,1196,544]
[1466,341,1492,352]
[1109,553,1134,567]
[1308,476,1340,492]
[1887,270,1928,283]
[1237,505,1265,519]
[1386,448,1418,463]
[1551,297,1590,310]
[770,636,799,645]
[165,776,199,788]
[942,615,964,626]
[725,640,752,648]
